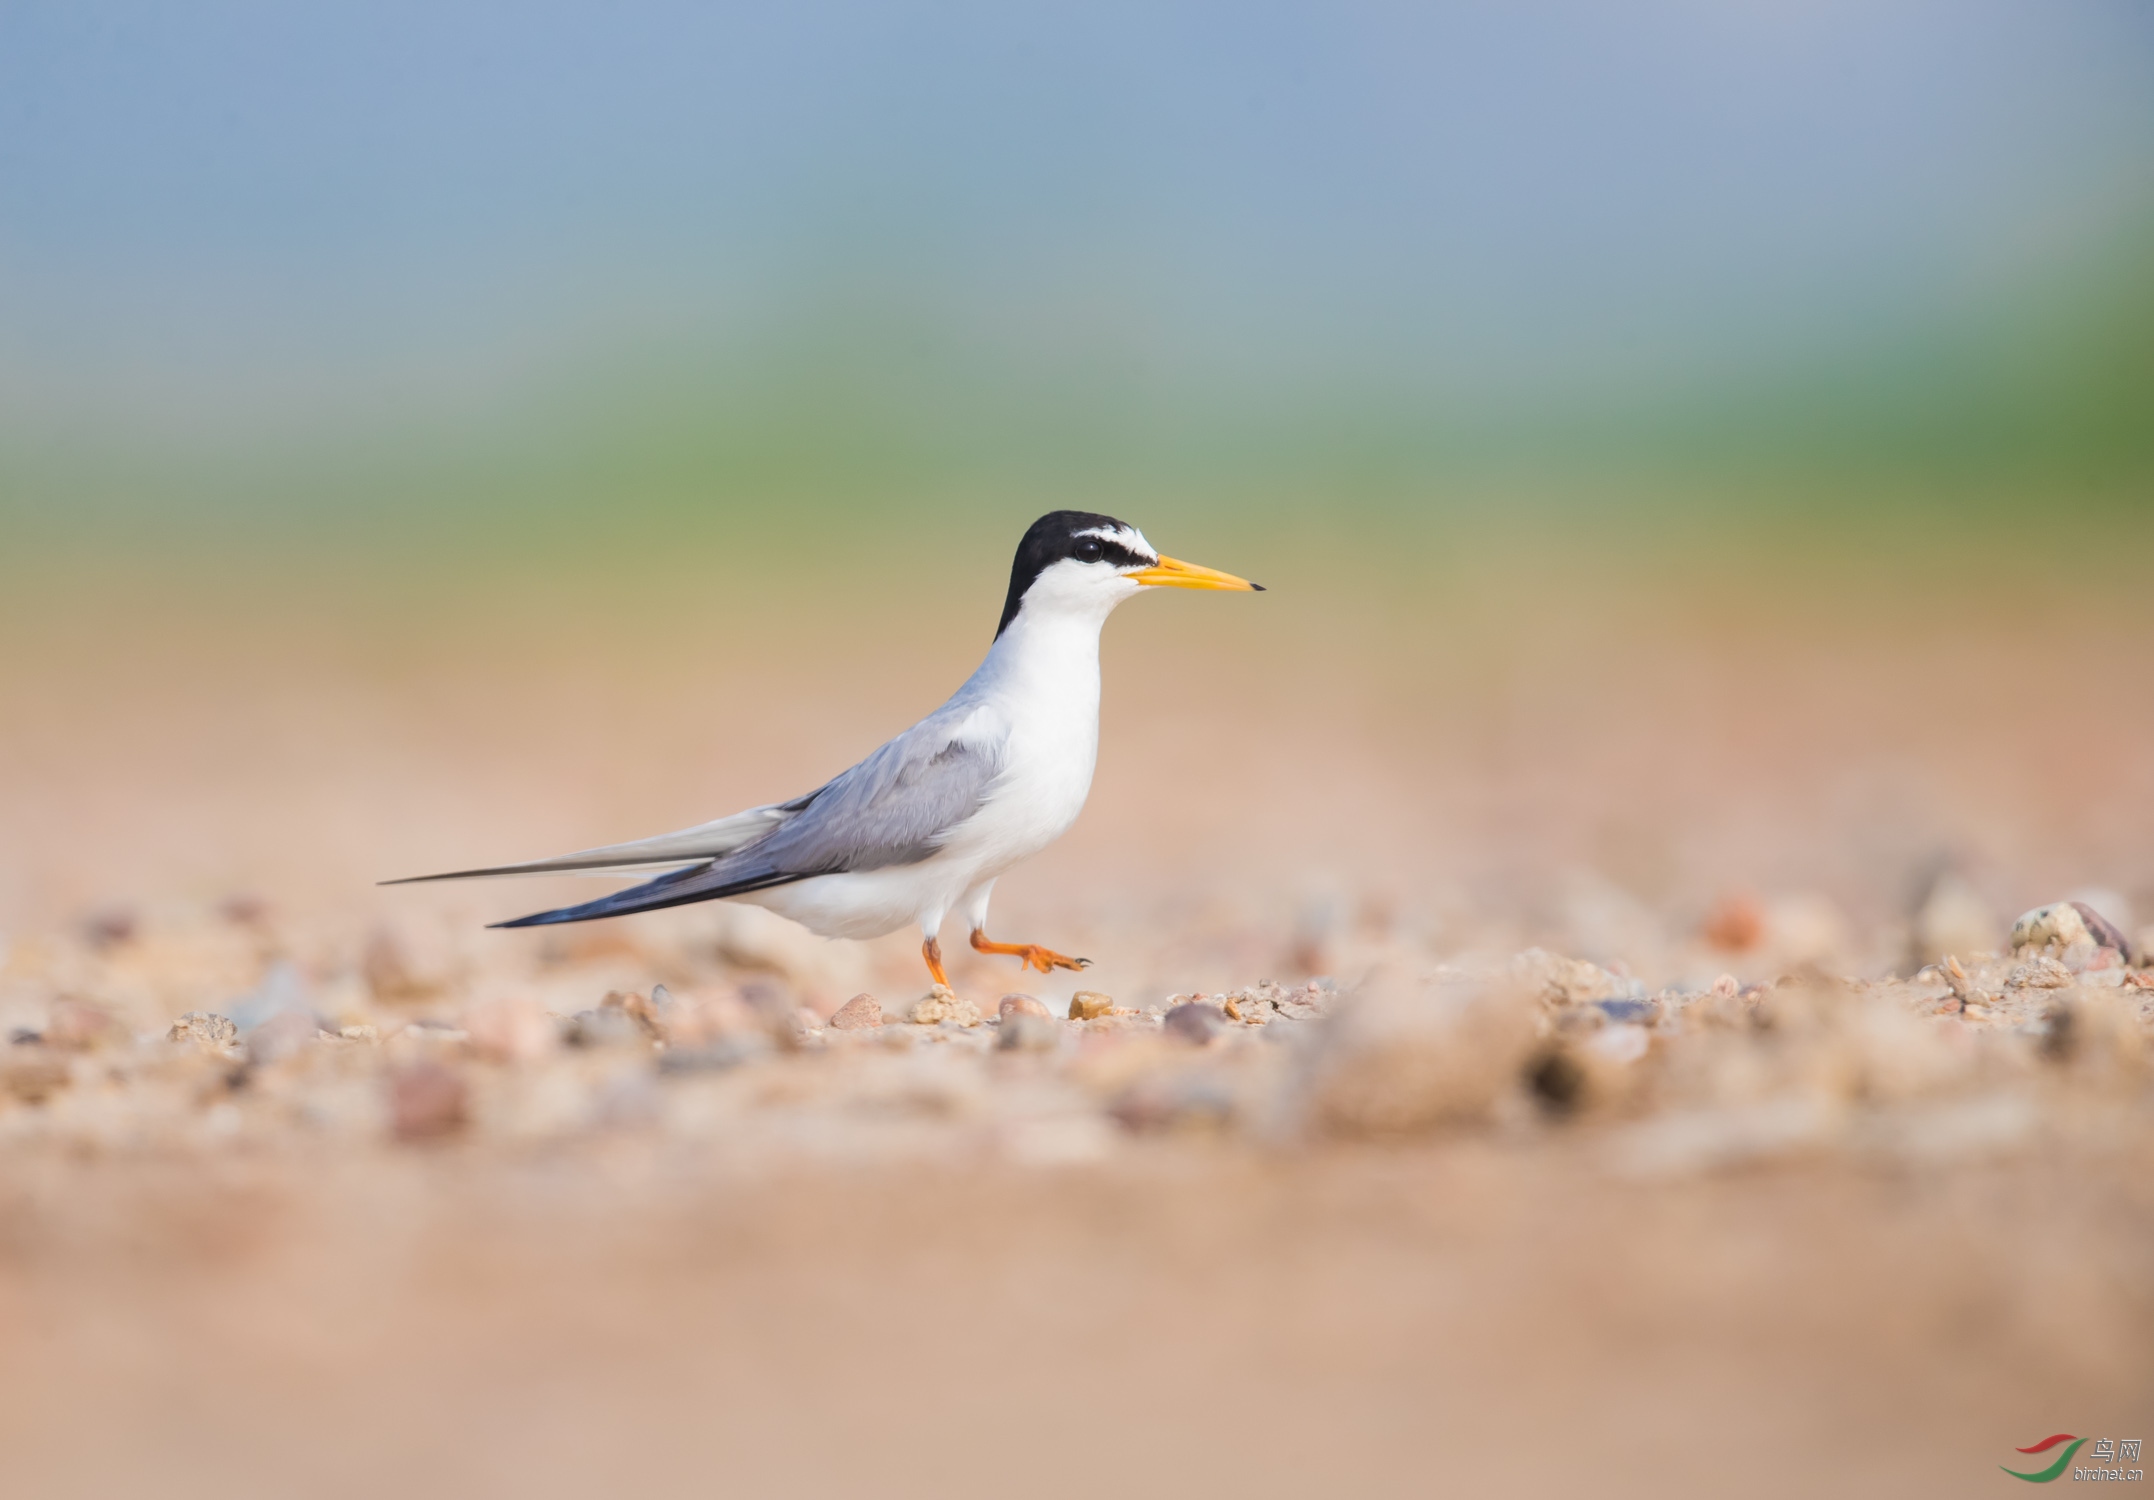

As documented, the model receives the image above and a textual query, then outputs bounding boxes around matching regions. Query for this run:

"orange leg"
[970,929,1091,974]
[922,936,951,989]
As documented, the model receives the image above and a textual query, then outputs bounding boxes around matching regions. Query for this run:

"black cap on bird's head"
[995,510,1263,638]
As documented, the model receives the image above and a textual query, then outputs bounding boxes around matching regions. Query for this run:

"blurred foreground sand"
[1,525,2150,1496]
[5,1132,2150,1498]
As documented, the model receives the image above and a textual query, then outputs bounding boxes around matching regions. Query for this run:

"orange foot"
[970,930,1092,974]
[922,936,951,988]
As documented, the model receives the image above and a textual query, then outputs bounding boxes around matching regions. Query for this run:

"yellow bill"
[1126,554,1264,591]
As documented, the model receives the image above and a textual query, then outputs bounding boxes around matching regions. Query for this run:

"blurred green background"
[3,0,2151,588]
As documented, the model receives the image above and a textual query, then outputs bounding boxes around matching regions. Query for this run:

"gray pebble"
[1162,1002,1227,1046]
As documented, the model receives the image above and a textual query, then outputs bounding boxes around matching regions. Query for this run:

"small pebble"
[998,994,1051,1021]
[2011,901,2133,963]
[1939,955,1994,1009]
[1068,992,1116,1021]
[910,989,982,1027]
[2007,956,2075,990]
[562,1008,645,1049]
[1700,893,1764,952]
[168,1011,239,1051]
[997,1012,1061,1053]
[828,994,883,1030]
[602,989,664,1038]
[1526,1046,1589,1114]
[2069,900,2135,960]
[1162,1002,1227,1045]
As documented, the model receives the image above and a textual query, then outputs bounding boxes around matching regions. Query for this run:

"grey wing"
[482,705,1007,928]
[746,704,1008,878]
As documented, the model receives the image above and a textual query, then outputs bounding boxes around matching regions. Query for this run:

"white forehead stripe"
[1077,523,1156,560]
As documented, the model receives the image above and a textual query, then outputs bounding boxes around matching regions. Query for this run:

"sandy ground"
[1,528,2150,1496]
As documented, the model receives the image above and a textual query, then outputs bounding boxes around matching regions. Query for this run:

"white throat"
[970,587,1120,711]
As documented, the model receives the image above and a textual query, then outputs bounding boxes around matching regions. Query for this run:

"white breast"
[933,604,1103,877]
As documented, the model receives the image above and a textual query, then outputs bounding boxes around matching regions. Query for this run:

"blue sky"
[3,1,2150,429]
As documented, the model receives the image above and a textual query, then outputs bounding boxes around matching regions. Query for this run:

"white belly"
[735,739,1094,941]
[736,859,984,941]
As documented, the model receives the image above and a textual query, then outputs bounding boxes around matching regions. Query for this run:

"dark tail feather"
[489,862,799,928]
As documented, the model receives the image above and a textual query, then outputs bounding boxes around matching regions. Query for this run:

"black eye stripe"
[1088,540,1149,569]
[1072,535,1149,569]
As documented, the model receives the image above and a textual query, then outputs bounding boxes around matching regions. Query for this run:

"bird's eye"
[1073,539,1104,563]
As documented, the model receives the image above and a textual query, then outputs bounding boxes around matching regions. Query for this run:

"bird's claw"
[1023,947,1090,974]
[971,931,1091,974]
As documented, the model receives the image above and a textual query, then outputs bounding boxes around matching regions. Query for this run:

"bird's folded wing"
[484,706,1010,928]
[744,703,1008,878]
[381,803,796,885]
